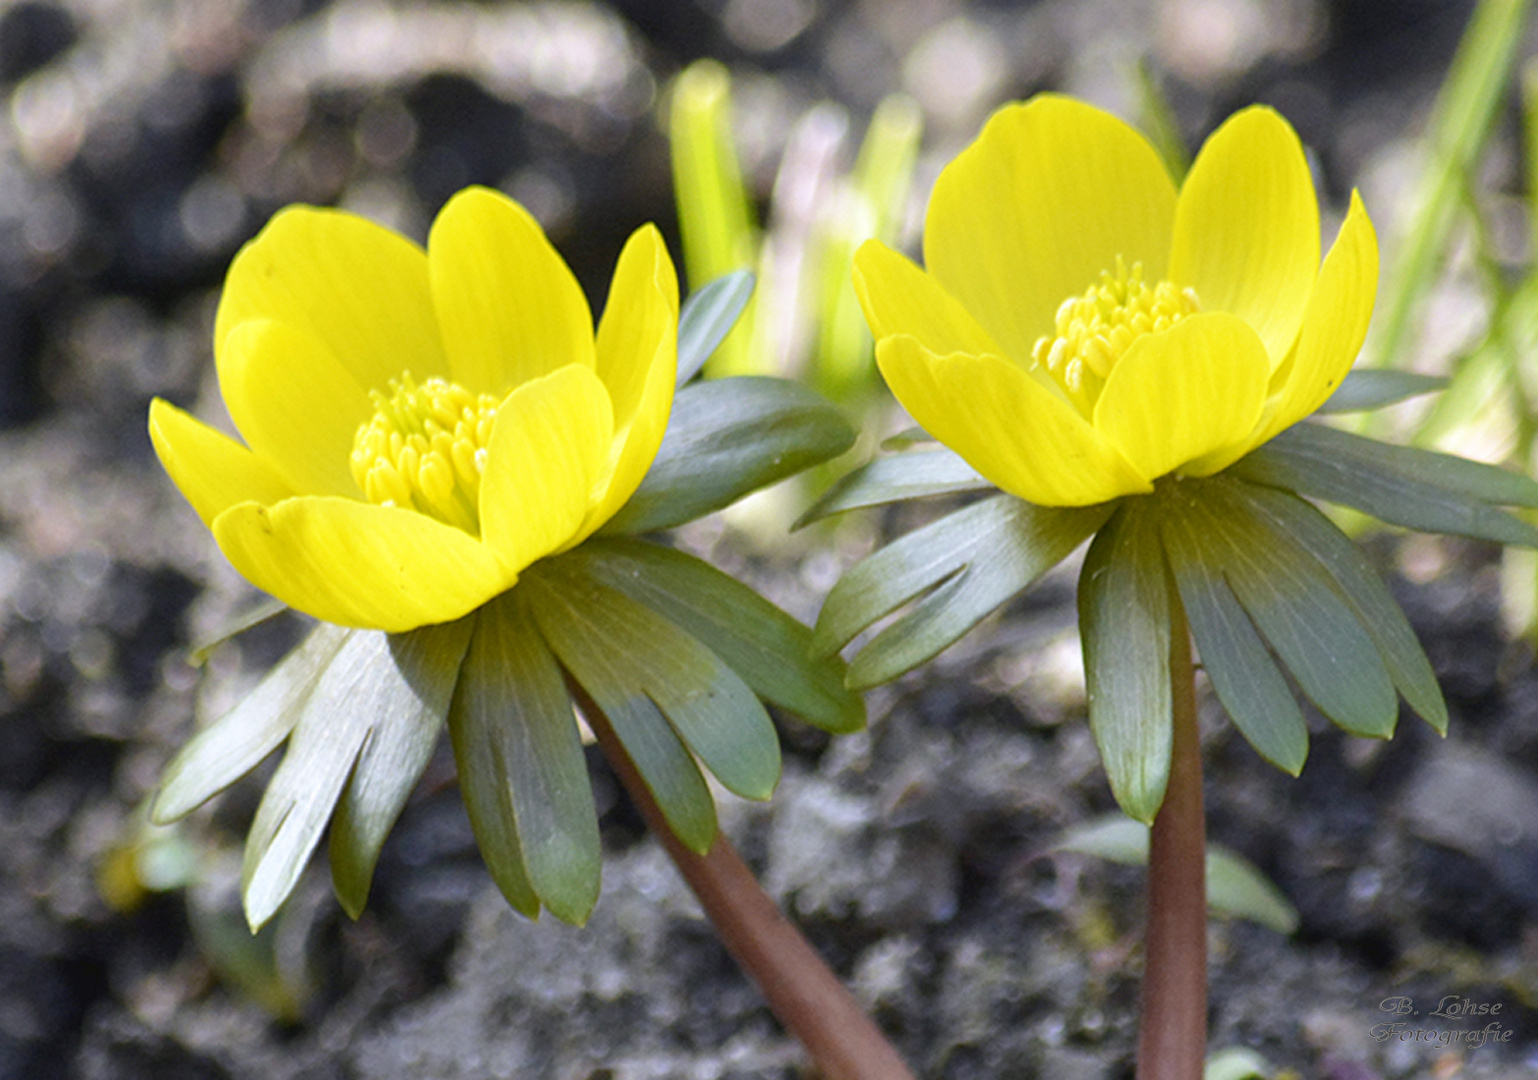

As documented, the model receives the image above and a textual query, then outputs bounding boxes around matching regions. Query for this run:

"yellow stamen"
[1031,256,1200,414]
[350,373,501,534]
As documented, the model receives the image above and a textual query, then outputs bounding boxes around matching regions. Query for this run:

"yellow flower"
[149,187,679,633]
[852,94,1379,507]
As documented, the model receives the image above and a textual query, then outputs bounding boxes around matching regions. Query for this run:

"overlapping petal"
[875,336,1150,507]
[480,364,615,574]
[215,206,445,393]
[1094,314,1269,482]
[148,399,294,526]
[213,498,510,633]
[924,95,1177,365]
[587,225,679,533]
[429,187,596,394]
[1169,107,1320,369]
[219,319,372,499]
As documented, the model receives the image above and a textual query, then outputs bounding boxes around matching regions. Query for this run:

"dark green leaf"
[1185,481,1399,738]
[154,623,349,825]
[794,448,991,528]
[1078,498,1172,824]
[1163,512,1308,775]
[813,494,1110,675]
[1223,479,1448,734]
[528,564,718,852]
[603,377,856,535]
[1316,369,1447,414]
[1054,815,1299,934]
[329,617,473,919]
[449,592,599,923]
[243,629,443,931]
[565,538,863,734]
[1233,423,1538,545]
[677,270,754,386]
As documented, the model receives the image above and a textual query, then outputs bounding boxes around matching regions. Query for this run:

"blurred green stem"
[1137,598,1206,1080]
[576,686,917,1080]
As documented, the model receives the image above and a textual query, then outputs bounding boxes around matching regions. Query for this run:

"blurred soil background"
[4,0,1538,1077]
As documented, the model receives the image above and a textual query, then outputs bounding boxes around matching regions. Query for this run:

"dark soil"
[5,1,1537,1077]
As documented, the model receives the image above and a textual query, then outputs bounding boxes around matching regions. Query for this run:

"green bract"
[155,271,864,931]
[807,369,1538,823]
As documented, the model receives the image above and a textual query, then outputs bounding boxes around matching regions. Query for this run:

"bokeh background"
[4,1,1538,1077]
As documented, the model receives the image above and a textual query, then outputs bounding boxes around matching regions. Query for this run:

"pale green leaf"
[794,447,991,528]
[154,622,350,825]
[1055,815,1298,934]
[329,617,474,919]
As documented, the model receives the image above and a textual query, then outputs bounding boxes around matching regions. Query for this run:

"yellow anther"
[1031,258,1201,414]
[350,372,501,534]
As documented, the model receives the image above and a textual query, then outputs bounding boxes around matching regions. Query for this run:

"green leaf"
[187,597,288,665]
[1054,815,1299,934]
[1223,479,1448,734]
[1316,369,1447,414]
[880,426,935,451]
[602,377,856,535]
[794,448,991,528]
[529,561,779,803]
[1184,481,1399,738]
[1204,1048,1274,1080]
[565,538,863,734]
[677,270,755,386]
[1233,423,1538,546]
[242,628,455,931]
[1163,512,1309,775]
[1207,846,1300,935]
[153,623,350,825]
[1078,498,1172,824]
[329,617,474,919]
[448,592,599,923]
[814,494,1109,678]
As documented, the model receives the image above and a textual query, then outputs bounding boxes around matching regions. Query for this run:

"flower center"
[1031,256,1200,413]
[350,373,500,535]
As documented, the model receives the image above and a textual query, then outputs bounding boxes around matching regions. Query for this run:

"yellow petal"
[876,336,1151,507]
[428,187,595,395]
[215,206,444,392]
[479,364,615,575]
[1169,107,1320,368]
[586,224,679,533]
[852,239,1007,356]
[923,95,1177,365]
[1093,313,1269,482]
[219,319,372,498]
[149,398,294,526]
[213,497,509,633]
[1260,192,1379,437]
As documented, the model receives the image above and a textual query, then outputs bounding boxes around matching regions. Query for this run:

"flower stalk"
[574,684,916,1080]
[1137,596,1206,1080]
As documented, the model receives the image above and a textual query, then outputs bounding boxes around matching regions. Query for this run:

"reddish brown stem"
[1136,600,1207,1080]
[577,690,916,1080]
